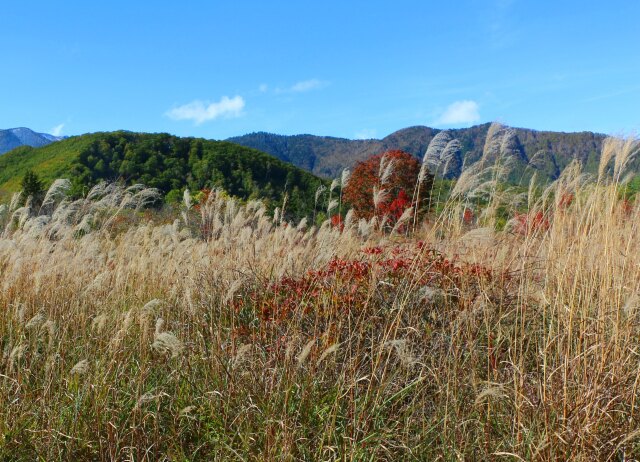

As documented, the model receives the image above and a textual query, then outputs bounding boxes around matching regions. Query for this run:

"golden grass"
[0,138,639,460]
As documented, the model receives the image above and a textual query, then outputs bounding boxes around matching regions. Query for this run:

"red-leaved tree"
[343,150,433,223]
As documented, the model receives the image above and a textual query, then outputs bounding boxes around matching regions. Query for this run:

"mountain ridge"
[228,123,608,182]
[0,127,63,155]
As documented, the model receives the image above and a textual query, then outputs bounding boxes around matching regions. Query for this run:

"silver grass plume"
[423,131,452,174]
[379,155,396,185]
[141,299,162,330]
[154,318,165,337]
[9,344,26,371]
[15,304,26,324]
[73,214,93,236]
[316,343,340,365]
[527,172,538,210]
[611,136,640,183]
[182,189,192,226]
[40,179,71,214]
[10,206,31,230]
[129,188,162,210]
[418,163,430,184]
[327,199,339,214]
[341,168,351,188]
[86,181,109,201]
[391,207,414,234]
[25,312,45,330]
[378,214,390,230]
[232,344,253,369]
[343,209,355,229]
[383,339,417,367]
[91,314,108,333]
[358,218,373,237]
[280,193,288,222]
[373,186,388,209]
[482,122,505,163]
[598,137,618,182]
[135,391,169,409]
[50,199,78,226]
[297,338,316,367]
[9,192,22,212]
[70,359,90,375]
[179,406,197,419]
[378,152,389,178]
[183,189,192,210]
[441,139,462,177]
[152,331,184,358]
[296,217,308,231]
[315,185,326,205]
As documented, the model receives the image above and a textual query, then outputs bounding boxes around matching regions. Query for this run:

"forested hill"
[228,124,607,181]
[0,131,326,218]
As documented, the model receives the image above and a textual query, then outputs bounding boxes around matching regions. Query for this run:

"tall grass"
[0,136,639,460]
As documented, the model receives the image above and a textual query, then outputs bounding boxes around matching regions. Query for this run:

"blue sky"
[2,1,639,139]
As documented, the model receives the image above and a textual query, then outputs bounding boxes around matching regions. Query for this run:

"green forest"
[0,132,328,219]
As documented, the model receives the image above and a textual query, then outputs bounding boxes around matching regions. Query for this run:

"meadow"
[1,135,640,460]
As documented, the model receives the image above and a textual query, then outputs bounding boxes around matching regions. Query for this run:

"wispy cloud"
[165,96,245,125]
[259,83,268,93]
[435,100,480,126]
[50,123,65,137]
[354,129,377,140]
[274,79,329,94]
[290,79,327,92]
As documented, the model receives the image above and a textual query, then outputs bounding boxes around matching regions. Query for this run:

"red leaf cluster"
[513,211,550,235]
[330,214,344,230]
[463,208,474,224]
[250,242,499,323]
[343,150,428,223]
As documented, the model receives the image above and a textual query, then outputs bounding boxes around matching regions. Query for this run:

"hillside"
[0,127,62,154]
[0,131,326,218]
[228,124,606,182]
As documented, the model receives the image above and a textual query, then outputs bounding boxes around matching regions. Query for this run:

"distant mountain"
[228,124,607,183]
[0,131,325,219]
[0,127,63,155]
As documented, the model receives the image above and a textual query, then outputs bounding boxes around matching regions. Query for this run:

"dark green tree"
[21,170,44,206]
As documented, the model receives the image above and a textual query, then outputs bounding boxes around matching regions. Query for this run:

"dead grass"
[0,138,639,460]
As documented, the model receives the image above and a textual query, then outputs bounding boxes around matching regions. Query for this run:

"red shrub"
[250,242,500,323]
[379,189,411,221]
[343,150,431,223]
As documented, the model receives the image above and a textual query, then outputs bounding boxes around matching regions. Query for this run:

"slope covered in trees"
[0,131,326,218]
[228,124,606,182]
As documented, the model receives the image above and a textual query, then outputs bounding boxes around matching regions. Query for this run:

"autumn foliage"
[342,150,433,222]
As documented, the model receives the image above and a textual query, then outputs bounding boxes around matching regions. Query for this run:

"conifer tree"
[21,170,44,205]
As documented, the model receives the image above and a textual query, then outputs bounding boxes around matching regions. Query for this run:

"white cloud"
[50,123,64,137]
[290,79,326,92]
[259,83,268,93]
[354,129,377,140]
[165,96,245,125]
[435,100,480,126]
